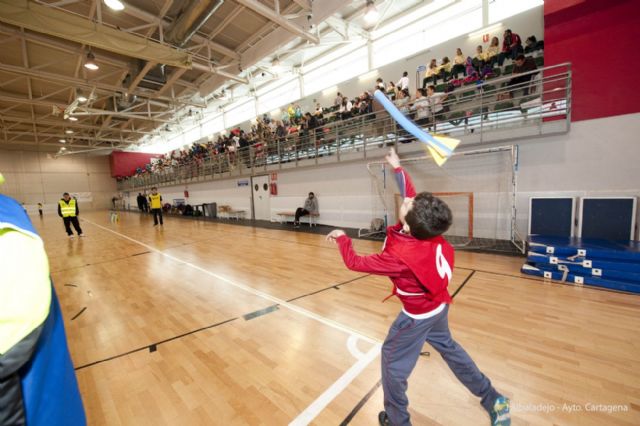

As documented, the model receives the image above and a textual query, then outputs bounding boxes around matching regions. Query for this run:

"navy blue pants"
[381,305,501,425]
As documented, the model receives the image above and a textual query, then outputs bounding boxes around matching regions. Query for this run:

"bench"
[218,205,247,220]
[276,211,319,227]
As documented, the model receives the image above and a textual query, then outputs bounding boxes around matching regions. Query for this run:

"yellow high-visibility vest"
[59,199,76,217]
[149,194,162,209]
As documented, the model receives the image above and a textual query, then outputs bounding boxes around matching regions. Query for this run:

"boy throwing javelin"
[327,148,510,426]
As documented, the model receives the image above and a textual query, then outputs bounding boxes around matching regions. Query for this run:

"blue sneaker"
[490,396,511,426]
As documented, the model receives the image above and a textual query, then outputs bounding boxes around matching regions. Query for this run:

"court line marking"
[347,335,365,360]
[82,218,383,424]
[82,218,379,345]
[289,343,381,426]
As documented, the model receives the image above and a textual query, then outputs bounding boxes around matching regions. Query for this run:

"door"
[251,175,271,221]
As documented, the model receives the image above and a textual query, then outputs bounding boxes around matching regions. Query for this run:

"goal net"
[363,145,524,253]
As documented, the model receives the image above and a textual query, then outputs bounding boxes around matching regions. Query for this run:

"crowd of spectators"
[120,29,542,182]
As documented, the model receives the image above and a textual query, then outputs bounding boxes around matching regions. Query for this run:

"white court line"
[289,343,381,426]
[81,218,382,424]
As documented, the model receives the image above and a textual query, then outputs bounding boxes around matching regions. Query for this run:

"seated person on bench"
[294,192,318,227]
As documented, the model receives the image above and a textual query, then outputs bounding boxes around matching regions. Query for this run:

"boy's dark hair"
[515,53,526,61]
[405,192,452,239]
[427,84,436,92]
[403,71,408,77]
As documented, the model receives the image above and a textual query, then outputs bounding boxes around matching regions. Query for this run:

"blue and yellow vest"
[0,194,86,425]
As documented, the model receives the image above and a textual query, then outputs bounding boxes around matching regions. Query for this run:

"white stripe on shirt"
[403,302,446,320]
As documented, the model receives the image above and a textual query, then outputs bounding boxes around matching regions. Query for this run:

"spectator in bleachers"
[314,103,324,119]
[437,57,452,83]
[423,59,438,88]
[338,97,353,120]
[287,103,296,123]
[485,36,500,68]
[413,88,430,126]
[427,85,448,124]
[334,92,344,107]
[524,35,543,53]
[386,81,397,100]
[451,48,466,79]
[507,54,538,96]
[472,45,485,72]
[396,71,410,92]
[376,77,385,91]
[294,192,318,227]
[498,29,523,66]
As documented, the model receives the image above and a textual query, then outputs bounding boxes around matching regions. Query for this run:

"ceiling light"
[104,0,125,11]
[84,51,99,71]
[59,139,67,143]
[65,129,74,134]
[68,116,78,121]
[77,93,88,103]
[364,0,379,24]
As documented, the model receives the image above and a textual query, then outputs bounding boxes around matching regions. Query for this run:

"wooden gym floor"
[31,211,640,425]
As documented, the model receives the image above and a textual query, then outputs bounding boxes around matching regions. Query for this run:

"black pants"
[451,63,466,79]
[63,216,82,235]
[295,208,309,224]
[152,208,163,225]
[508,74,534,95]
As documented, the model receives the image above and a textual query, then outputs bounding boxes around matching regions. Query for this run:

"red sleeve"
[336,235,407,277]
[393,166,417,198]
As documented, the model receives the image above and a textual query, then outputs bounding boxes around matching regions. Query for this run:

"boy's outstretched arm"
[386,148,416,198]
[327,230,406,277]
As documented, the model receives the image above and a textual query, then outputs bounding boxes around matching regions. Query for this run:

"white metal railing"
[117,62,571,190]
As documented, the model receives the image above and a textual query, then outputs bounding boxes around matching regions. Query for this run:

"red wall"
[544,0,640,121]
[109,151,161,177]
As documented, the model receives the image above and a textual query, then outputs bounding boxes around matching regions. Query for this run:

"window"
[224,98,256,127]
[257,78,301,114]
[489,0,544,24]
[201,115,224,137]
[303,46,368,95]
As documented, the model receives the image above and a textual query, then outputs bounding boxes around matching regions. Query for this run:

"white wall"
[0,150,117,213]
[120,112,640,241]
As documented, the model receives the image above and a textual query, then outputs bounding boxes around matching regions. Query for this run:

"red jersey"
[336,167,454,316]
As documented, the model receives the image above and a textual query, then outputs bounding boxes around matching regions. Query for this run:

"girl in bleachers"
[451,48,466,79]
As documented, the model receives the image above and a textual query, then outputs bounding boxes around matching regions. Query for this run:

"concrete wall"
[0,150,117,213]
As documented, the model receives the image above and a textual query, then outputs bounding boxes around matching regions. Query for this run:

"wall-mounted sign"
[237,179,249,187]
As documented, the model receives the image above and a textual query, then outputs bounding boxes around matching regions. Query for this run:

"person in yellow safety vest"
[57,192,83,239]
[0,173,86,425]
[148,187,163,226]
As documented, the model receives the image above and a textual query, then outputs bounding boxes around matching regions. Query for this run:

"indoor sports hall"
[1,1,639,425]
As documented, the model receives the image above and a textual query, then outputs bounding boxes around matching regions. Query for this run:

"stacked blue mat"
[521,236,640,293]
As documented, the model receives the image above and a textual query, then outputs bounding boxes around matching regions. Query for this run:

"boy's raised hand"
[385,148,401,169]
[326,229,346,243]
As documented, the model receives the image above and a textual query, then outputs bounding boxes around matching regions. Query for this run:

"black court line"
[52,251,155,273]
[71,307,87,321]
[452,270,476,299]
[74,317,238,371]
[286,274,371,302]
[131,251,151,257]
[341,270,478,424]
[64,283,78,287]
[455,267,640,296]
[340,380,382,426]
[243,305,279,320]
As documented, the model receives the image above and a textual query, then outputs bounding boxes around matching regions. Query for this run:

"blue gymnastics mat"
[528,236,640,262]
[522,236,640,293]
[521,264,640,294]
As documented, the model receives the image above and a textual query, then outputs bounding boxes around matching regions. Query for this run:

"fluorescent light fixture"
[68,116,78,121]
[270,108,281,116]
[77,93,88,103]
[468,22,503,38]
[104,0,125,11]
[59,139,66,143]
[65,129,74,134]
[84,51,99,70]
[364,0,379,25]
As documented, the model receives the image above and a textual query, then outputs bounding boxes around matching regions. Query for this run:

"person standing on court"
[58,192,83,238]
[148,187,163,226]
[294,192,318,227]
[136,193,145,212]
